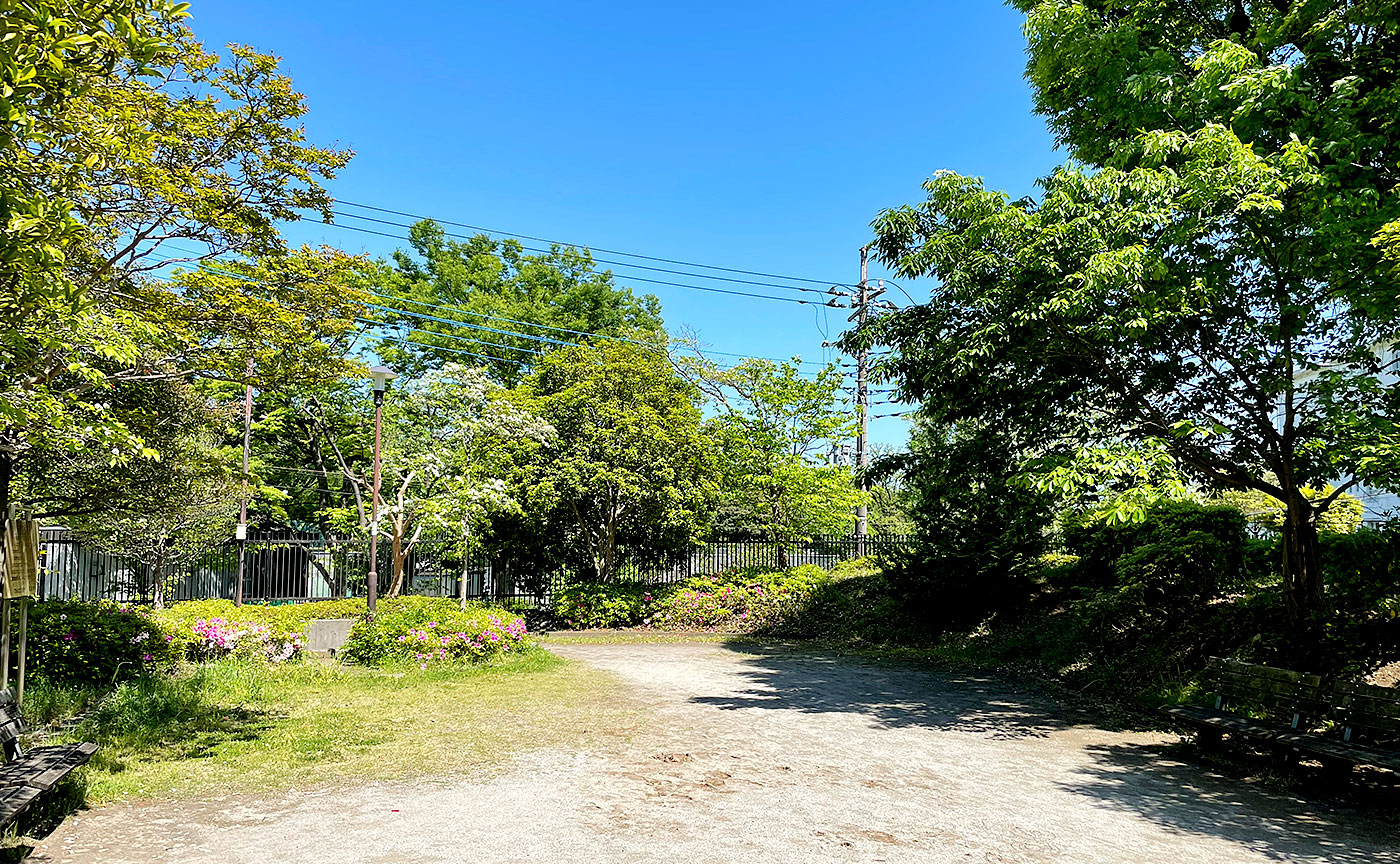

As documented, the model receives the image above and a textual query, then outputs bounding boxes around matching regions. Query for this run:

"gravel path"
[31,642,1399,863]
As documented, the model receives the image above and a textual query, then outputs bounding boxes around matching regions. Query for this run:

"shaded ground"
[31,642,1399,863]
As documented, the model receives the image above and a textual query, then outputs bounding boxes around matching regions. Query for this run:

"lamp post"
[235,357,254,607]
[366,365,397,617]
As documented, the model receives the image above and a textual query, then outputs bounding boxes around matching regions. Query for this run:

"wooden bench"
[1278,678,1400,774]
[1162,657,1326,747]
[1164,657,1400,778]
[0,691,97,831]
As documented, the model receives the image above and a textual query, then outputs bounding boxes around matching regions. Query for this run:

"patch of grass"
[31,646,635,803]
[540,630,745,645]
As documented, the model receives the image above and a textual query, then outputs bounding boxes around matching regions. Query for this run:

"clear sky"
[188,0,1059,448]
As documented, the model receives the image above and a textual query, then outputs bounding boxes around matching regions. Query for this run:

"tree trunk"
[0,447,11,578]
[0,446,12,524]
[460,521,470,610]
[1280,492,1323,623]
[151,557,167,610]
[388,522,405,597]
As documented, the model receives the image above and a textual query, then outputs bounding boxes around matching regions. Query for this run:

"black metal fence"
[35,528,911,608]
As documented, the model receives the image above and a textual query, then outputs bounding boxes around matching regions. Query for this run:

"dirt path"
[31,642,1399,863]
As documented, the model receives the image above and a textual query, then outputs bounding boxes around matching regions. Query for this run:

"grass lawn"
[23,647,637,805]
[540,630,748,645]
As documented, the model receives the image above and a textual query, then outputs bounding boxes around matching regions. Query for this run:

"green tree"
[373,221,665,384]
[0,0,188,324]
[1218,484,1365,536]
[866,443,915,535]
[861,2,1400,620]
[2,13,365,516]
[879,419,1054,630]
[512,341,717,583]
[64,382,238,607]
[679,351,863,551]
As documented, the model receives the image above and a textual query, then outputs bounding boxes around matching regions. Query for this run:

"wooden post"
[16,598,27,711]
[0,598,10,693]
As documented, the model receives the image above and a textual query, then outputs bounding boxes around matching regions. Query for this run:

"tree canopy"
[861,0,1400,619]
[373,220,664,384]
[509,341,717,583]
[679,351,862,544]
[1,11,368,517]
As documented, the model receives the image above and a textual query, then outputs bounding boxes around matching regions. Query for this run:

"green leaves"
[512,342,717,582]
[873,0,1400,615]
[374,221,665,385]
[3,7,368,514]
[678,350,863,542]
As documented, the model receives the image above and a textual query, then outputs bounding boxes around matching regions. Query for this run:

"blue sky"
[190,0,1059,447]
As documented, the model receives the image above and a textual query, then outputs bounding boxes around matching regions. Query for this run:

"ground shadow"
[691,643,1074,739]
[1060,741,1400,863]
[690,642,1398,861]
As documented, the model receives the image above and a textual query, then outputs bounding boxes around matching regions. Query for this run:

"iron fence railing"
[35,529,911,608]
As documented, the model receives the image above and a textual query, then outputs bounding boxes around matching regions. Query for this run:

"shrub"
[1321,523,1400,617]
[339,597,528,667]
[27,600,182,685]
[550,565,838,632]
[1240,537,1278,591]
[187,618,305,663]
[878,422,1056,631]
[1064,500,1246,590]
[647,573,821,630]
[553,582,649,629]
[1114,530,1224,612]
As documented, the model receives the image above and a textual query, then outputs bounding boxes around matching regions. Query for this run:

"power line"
[377,334,526,366]
[321,219,822,307]
[374,302,845,380]
[371,292,652,346]
[357,317,543,356]
[154,249,847,379]
[366,302,586,350]
[333,210,832,297]
[337,199,848,288]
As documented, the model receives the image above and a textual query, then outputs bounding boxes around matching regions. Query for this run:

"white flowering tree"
[320,364,551,597]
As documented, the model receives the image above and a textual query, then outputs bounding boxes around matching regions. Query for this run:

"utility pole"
[828,249,890,558]
[234,358,254,607]
[853,247,871,557]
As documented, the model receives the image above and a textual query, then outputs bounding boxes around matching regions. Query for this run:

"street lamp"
[366,365,397,616]
[234,358,254,607]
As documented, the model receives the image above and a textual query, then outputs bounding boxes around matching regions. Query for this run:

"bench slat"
[0,784,42,829]
[1331,681,1400,735]
[1161,705,1295,740]
[1276,732,1400,772]
[0,743,99,792]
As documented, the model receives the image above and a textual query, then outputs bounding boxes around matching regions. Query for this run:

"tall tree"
[861,1,1400,621]
[678,351,863,548]
[511,341,717,583]
[1,12,366,516]
[0,0,188,325]
[372,220,664,384]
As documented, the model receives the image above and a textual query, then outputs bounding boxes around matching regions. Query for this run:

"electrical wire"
[321,219,821,307]
[370,292,652,345]
[377,334,526,366]
[337,199,848,287]
[154,248,851,378]
[366,302,586,350]
[356,317,543,356]
[333,210,833,297]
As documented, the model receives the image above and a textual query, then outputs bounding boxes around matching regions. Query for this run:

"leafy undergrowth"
[550,559,888,633]
[23,648,634,805]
